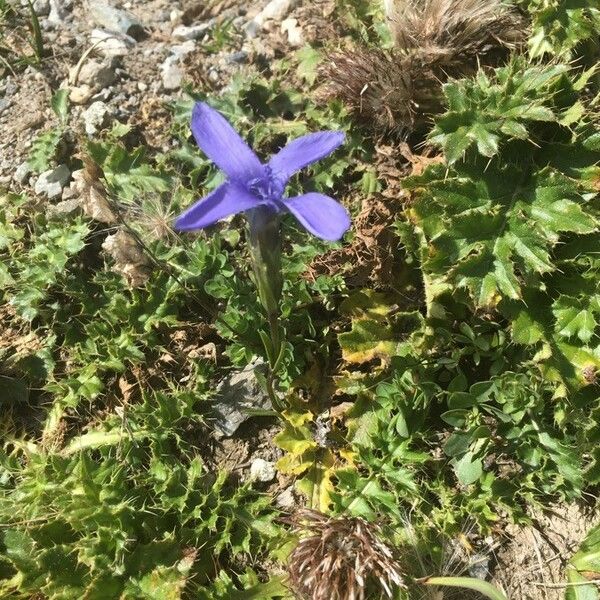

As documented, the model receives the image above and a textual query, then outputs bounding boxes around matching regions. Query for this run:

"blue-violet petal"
[284,192,351,241]
[191,102,263,182]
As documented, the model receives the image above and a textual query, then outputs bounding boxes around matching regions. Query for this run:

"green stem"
[247,207,287,413]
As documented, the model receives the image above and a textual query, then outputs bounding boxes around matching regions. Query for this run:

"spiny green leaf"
[553,296,598,343]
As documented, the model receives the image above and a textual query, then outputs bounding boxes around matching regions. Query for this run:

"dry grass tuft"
[387,0,524,64]
[287,509,406,600]
[323,0,526,136]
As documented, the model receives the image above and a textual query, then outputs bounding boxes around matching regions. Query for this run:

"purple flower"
[174,102,351,241]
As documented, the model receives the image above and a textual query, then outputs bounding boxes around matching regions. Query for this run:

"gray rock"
[71,58,116,88]
[161,56,183,90]
[170,40,196,59]
[212,358,272,437]
[281,17,304,47]
[227,50,248,64]
[14,162,32,184]
[169,8,184,24]
[0,98,10,114]
[249,458,277,483]
[468,553,491,580]
[88,0,144,38]
[90,28,135,57]
[171,22,212,41]
[34,165,71,199]
[46,197,81,218]
[23,0,50,16]
[82,101,110,135]
[160,42,195,90]
[47,0,67,24]
[244,20,261,39]
[255,0,298,24]
[156,9,169,22]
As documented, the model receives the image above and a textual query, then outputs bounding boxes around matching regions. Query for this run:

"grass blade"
[422,576,508,600]
[25,0,44,62]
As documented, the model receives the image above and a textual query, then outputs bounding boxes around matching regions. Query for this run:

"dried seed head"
[322,49,444,137]
[288,509,406,600]
[323,0,525,136]
[387,0,525,64]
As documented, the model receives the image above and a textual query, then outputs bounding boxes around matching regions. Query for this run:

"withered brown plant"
[287,509,406,600]
[387,0,524,62]
[323,0,526,136]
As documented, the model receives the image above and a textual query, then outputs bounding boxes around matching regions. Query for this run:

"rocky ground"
[0,0,320,193]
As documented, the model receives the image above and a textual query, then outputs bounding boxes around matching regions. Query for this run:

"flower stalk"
[247,206,286,411]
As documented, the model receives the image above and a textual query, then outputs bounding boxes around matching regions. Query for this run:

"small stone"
[70,58,116,88]
[48,0,67,24]
[171,22,212,41]
[281,17,304,47]
[468,553,491,580]
[212,358,272,437]
[244,20,261,38]
[275,488,296,510]
[69,85,93,105]
[170,40,196,59]
[227,50,248,64]
[82,101,110,135]
[24,0,50,16]
[14,162,32,184]
[88,0,144,39]
[156,9,170,22]
[161,56,183,90]
[0,98,10,114]
[137,81,147,92]
[34,165,71,199]
[207,69,220,83]
[249,459,277,483]
[255,0,298,25]
[90,28,135,57]
[169,8,183,24]
[46,197,81,218]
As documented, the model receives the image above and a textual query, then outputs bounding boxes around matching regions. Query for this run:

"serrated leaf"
[134,566,187,600]
[553,297,598,343]
[296,47,321,85]
[338,318,402,364]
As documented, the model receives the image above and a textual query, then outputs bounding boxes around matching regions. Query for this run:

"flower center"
[247,167,285,206]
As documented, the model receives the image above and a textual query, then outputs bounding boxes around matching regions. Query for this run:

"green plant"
[0,391,282,599]
[565,523,600,600]
[519,0,600,59]
[27,89,70,173]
